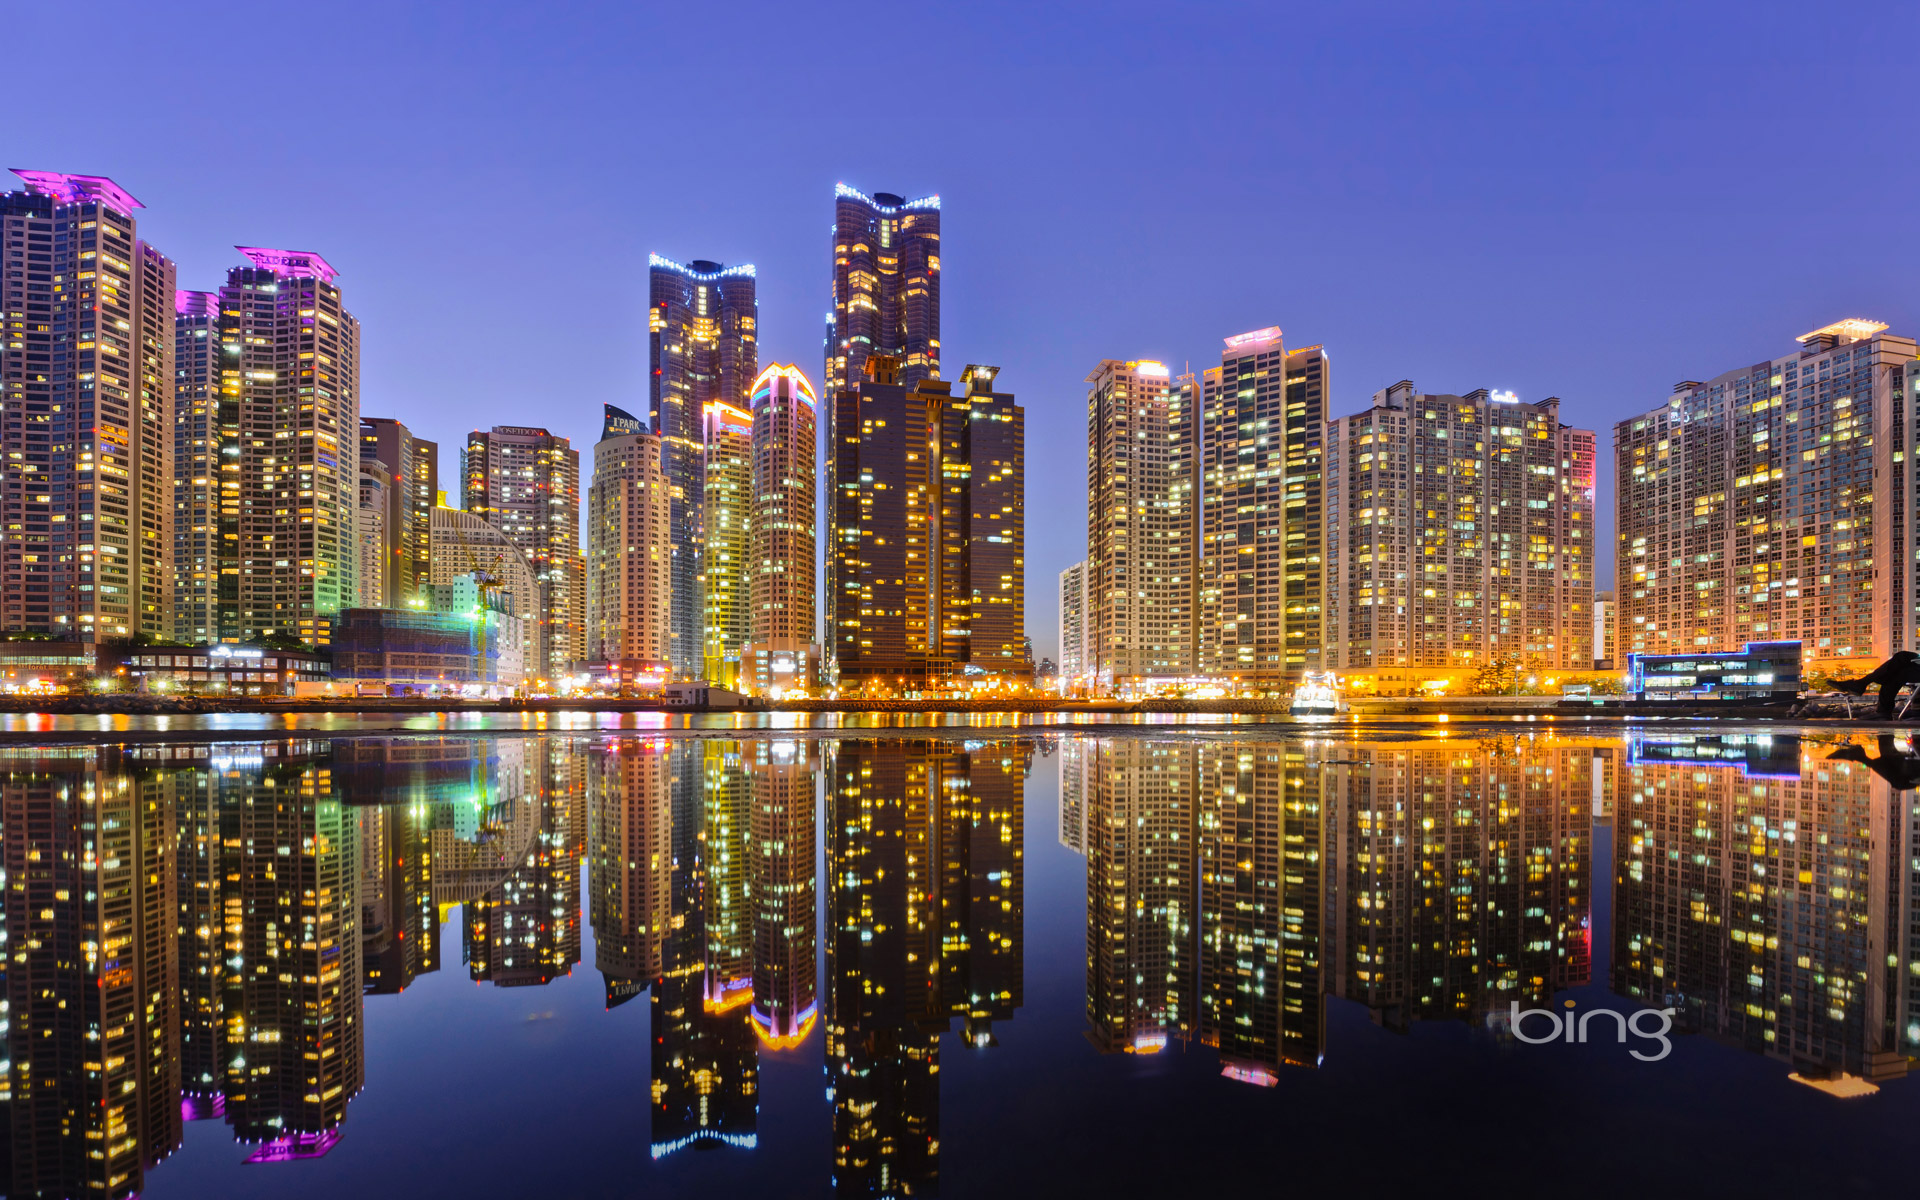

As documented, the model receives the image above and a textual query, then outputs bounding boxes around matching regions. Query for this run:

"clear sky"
[13,1,1917,660]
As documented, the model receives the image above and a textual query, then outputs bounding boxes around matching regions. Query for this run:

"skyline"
[12,2,1919,660]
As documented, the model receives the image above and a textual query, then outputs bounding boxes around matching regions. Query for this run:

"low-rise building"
[124,644,332,696]
[330,574,527,697]
[0,640,109,693]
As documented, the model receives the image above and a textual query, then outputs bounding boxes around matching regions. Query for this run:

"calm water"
[3,727,1916,1198]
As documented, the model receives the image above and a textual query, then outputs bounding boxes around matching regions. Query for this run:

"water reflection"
[1,729,1918,1196]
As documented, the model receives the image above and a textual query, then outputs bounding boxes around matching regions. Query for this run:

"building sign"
[602,403,645,440]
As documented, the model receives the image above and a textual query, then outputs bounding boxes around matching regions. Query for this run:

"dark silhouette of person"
[1833,650,1920,718]
[1826,736,1920,789]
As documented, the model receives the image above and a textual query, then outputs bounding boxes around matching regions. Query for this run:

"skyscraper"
[224,247,361,646]
[1325,381,1596,691]
[360,416,438,606]
[701,398,753,684]
[1085,358,1195,691]
[1057,559,1089,692]
[2,170,175,642]
[826,183,941,395]
[744,364,818,694]
[1616,320,1918,673]
[173,288,231,643]
[356,458,391,607]
[585,406,671,669]
[826,357,1025,691]
[649,255,757,680]
[464,424,583,679]
[1198,329,1326,686]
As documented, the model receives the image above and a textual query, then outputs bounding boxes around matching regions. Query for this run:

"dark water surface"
[2,727,1915,1199]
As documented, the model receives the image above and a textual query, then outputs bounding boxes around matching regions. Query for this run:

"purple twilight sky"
[12,1,1917,660]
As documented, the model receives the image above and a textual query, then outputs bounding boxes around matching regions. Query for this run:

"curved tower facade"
[648,255,757,680]
[826,184,940,397]
[745,365,818,694]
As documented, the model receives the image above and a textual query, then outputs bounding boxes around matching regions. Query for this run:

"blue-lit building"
[330,574,527,696]
[1627,640,1801,702]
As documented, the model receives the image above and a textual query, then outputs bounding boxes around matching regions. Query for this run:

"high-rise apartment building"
[702,398,753,683]
[173,288,231,642]
[360,416,438,606]
[585,406,671,667]
[826,357,1024,691]
[1325,381,1595,692]
[1199,329,1326,686]
[1057,559,1089,691]
[826,183,940,396]
[464,424,583,677]
[222,248,360,647]
[744,364,818,694]
[356,459,390,607]
[1616,320,1918,672]
[1085,358,1195,690]
[3,170,175,642]
[649,255,757,680]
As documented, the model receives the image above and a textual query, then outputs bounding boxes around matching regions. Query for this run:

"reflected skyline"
[1,729,1917,1195]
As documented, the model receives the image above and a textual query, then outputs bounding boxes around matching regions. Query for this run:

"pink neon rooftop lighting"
[10,170,143,217]
[174,290,218,317]
[236,246,340,283]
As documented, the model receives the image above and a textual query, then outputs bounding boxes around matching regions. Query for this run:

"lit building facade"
[1325,381,1596,693]
[744,364,818,694]
[826,183,940,396]
[429,501,541,671]
[1057,559,1089,692]
[701,398,753,684]
[223,248,361,647]
[2,170,175,643]
[827,357,1025,691]
[1085,358,1195,690]
[463,424,583,677]
[356,459,390,608]
[173,288,230,643]
[648,255,757,680]
[360,416,438,607]
[585,409,671,669]
[1616,320,1919,673]
[1594,589,1615,668]
[1199,329,1327,686]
